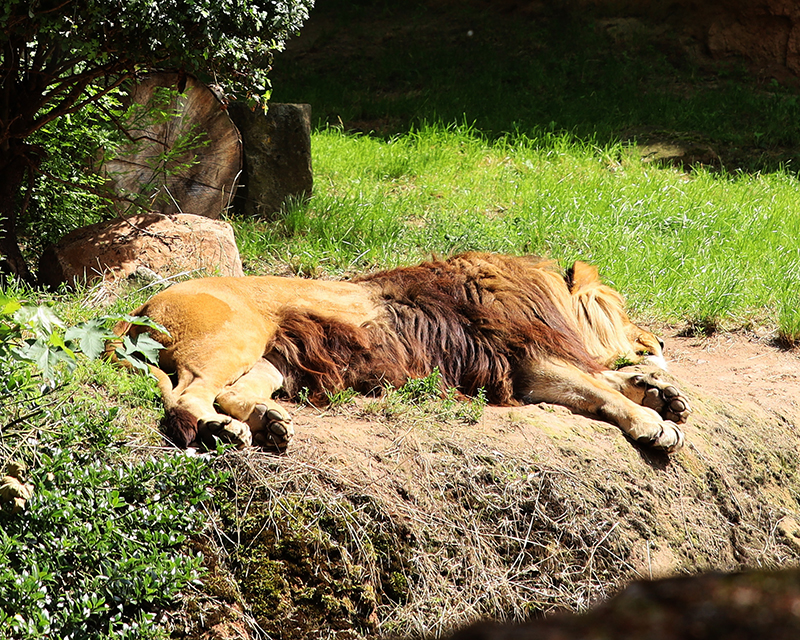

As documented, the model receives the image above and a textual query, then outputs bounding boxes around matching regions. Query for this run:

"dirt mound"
[190,332,800,640]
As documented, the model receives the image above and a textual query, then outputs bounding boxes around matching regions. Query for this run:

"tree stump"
[228,102,313,218]
[103,73,242,218]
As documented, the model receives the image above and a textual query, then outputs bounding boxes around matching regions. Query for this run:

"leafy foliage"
[0,0,314,278]
[0,428,209,637]
[1,0,315,130]
[0,294,223,639]
[23,83,223,257]
[67,315,166,373]
[20,94,121,257]
[1,292,76,384]
[0,407,221,639]
[0,292,163,382]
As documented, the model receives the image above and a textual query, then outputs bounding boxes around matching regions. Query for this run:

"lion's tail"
[146,365,199,448]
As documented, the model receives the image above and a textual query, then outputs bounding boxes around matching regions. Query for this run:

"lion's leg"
[518,360,685,452]
[166,336,272,450]
[599,367,691,424]
[215,359,294,451]
[138,288,285,450]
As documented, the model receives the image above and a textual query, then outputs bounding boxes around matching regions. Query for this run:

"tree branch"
[30,72,130,135]
[29,64,115,115]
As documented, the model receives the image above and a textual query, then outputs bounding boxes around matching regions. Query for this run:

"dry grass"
[201,446,629,639]
[180,376,800,640]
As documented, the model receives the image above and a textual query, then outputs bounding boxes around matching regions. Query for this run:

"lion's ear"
[566,261,602,293]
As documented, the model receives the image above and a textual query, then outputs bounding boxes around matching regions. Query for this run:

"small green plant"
[1,291,165,383]
[367,370,486,425]
[397,368,445,403]
[66,314,166,373]
[325,387,358,408]
[612,355,638,370]
[458,387,488,425]
[1,292,78,383]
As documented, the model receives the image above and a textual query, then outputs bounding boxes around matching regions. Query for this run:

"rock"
[705,2,800,76]
[228,102,313,218]
[446,568,800,640]
[638,139,720,169]
[38,213,244,290]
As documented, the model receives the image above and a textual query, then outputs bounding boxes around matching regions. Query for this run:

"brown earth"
[188,330,800,640]
[667,330,800,421]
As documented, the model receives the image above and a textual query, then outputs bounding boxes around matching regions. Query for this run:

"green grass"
[236,124,800,339]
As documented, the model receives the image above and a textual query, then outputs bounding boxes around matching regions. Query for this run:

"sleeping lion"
[118,252,690,452]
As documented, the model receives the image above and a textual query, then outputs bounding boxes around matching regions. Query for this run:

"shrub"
[0,294,223,639]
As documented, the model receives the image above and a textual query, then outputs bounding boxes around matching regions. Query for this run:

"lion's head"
[567,261,666,370]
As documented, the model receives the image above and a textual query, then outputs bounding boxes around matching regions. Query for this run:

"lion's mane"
[268,253,604,405]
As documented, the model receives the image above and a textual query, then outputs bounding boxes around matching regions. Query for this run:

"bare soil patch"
[667,330,800,420]
[194,330,800,640]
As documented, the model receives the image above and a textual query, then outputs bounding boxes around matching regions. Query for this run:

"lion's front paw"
[249,403,294,451]
[626,408,685,453]
[200,416,253,449]
[632,373,691,424]
[636,420,685,453]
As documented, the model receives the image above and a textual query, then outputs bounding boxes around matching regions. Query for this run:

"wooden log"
[103,73,242,218]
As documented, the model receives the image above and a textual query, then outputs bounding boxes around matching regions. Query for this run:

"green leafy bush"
[0,424,218,639]
[0,294,223,639]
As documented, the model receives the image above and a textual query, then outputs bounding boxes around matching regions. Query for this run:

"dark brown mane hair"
[268,252,604,406]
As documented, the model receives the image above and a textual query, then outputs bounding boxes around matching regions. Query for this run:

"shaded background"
[270,0,800,173]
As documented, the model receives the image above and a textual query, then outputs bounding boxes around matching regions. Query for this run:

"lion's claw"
[266,409,289,436]
[199,417,253,449]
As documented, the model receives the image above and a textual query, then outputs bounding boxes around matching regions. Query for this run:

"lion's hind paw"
[199,416,253,449]
[250,403,294,451]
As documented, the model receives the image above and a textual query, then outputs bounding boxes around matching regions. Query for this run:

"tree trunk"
[0,149,34,283]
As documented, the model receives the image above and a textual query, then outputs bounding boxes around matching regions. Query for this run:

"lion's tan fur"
[122,252,688,452]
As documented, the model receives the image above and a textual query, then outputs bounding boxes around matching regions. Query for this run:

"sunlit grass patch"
[234,124,800,338]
